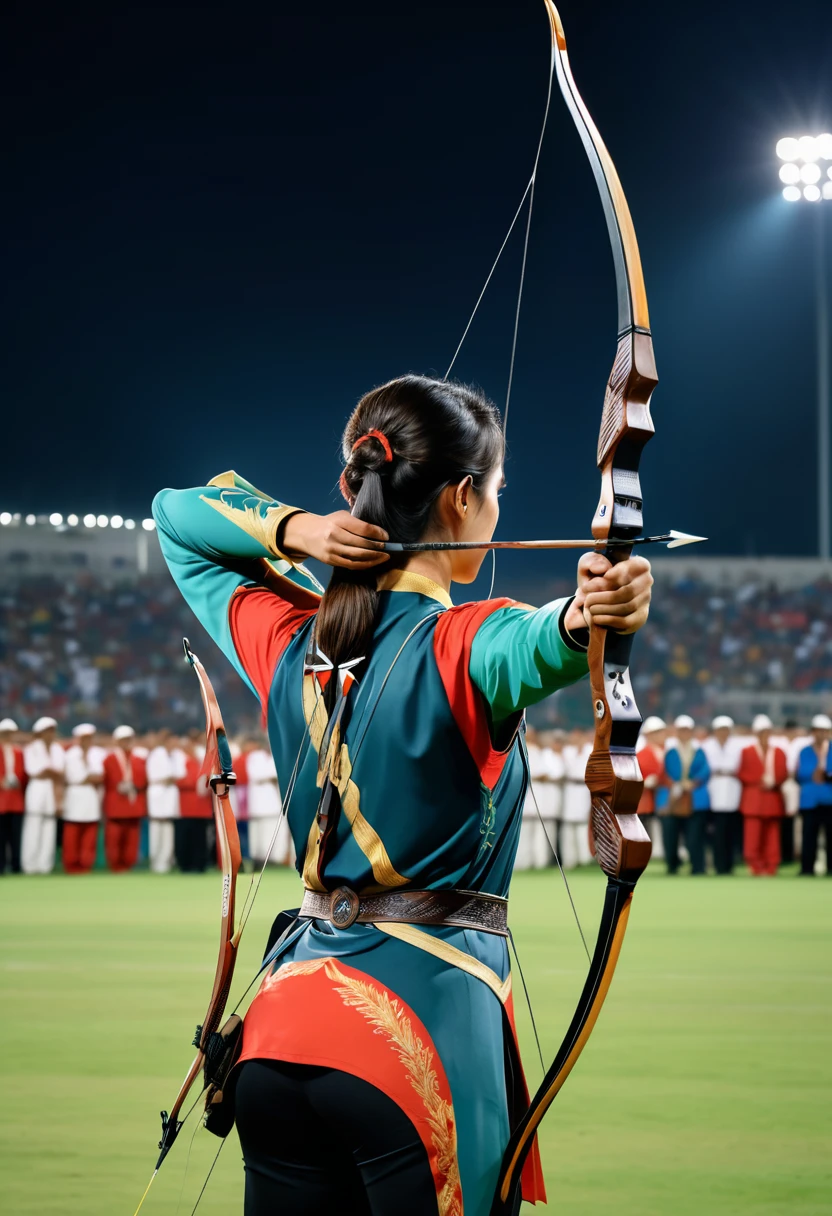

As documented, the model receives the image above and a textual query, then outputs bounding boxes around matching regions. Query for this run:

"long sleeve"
[664,748,681,783]
[691,748,710,786]
[467,598,589,723]
[153,471,322,698]
[796,746,816,786]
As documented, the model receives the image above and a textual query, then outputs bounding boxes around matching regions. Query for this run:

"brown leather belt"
[299,886,508,936]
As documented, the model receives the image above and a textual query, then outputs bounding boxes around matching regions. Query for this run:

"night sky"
[5,0,832,579]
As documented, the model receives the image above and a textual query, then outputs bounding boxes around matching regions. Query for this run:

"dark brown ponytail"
[315,375,503,673]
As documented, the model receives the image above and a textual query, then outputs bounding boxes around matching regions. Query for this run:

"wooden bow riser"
[584,328,657,880]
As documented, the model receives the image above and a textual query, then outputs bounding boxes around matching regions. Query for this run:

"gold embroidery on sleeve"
[199,492,298,559]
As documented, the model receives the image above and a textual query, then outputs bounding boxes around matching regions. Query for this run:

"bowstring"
[189,1136,227,1215]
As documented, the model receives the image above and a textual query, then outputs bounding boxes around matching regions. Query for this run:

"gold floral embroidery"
[326,961,462,1216]
[260,957,462,1215]
[261,956,329,990]
[199,491,293,557]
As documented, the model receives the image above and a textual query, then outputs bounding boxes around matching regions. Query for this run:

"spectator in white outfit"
[146,730,181,873]
[62,723,104,873]
[22,717,65,874]
[516,728,552,870]
[246,743,289,866]
[702,715,743,874]
[560,728,593,869]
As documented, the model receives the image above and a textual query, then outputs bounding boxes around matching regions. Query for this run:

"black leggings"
[235,1059,437,1215]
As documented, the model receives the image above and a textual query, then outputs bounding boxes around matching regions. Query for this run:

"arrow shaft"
[384,533,676,552]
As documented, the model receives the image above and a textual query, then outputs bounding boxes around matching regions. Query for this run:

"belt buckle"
[329,886,360,929]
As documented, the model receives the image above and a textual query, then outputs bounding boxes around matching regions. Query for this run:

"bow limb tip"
[156,1109,182,1170]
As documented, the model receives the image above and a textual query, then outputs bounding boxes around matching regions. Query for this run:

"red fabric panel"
[229,586,317,714]
[432,598,518,789]
[239,957,463,1213]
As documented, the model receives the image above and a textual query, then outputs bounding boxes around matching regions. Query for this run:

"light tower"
[777,134,832,559]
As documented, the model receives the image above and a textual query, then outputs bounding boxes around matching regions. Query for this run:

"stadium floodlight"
[96,514,109,527]
[0,512,11,526]
[67,514,79,526]
[49,513,63,526]
[83,513,96,528]
[798,135,819,161]
[776,134,832,202]
[141,518,156,531]
[776,136,800,160]
[110,514,124,529]
[776,134,832,557]
[124,519,136,530]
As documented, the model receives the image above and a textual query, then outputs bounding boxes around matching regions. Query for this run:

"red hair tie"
[352,429,393,462]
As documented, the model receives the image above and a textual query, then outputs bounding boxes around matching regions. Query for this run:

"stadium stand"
[2,518,832,731]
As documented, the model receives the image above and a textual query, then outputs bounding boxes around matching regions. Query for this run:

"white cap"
[674,714,695,730]
[811,714,832,730]
[113,725,135,741]
[0,718,18,732]
[32,716,58,733]
[72,723,96,738]
[641,716,666,734]
[752,713,773,732]
[711,715,735,730]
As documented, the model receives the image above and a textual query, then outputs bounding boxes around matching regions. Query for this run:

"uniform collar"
[376,568,453,609]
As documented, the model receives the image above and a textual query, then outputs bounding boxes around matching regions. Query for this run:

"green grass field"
[1,866,830,1215]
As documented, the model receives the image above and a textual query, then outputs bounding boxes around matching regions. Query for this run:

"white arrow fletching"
[665,530,708,548]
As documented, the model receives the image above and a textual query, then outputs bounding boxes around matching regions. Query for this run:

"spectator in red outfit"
[102,725,147,872]
[62,723,104,874]
[738,714,787,876]
[636,716,667,858]
[176,735,212,873]
[0,719,26,873]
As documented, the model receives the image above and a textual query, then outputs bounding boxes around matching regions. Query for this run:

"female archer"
[153,373,652,1216]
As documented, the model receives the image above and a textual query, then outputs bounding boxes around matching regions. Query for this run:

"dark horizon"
[5,0,832,576]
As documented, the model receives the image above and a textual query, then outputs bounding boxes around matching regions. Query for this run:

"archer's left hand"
[566,553,653,635]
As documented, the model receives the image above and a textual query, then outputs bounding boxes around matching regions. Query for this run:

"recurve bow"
[491,4,656,1209]
[133,639,242,1214]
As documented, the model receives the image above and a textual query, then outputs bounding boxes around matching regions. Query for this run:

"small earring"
[463,505,468,513]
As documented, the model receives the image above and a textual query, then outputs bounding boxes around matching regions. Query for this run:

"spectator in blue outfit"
[796,713,832,876]
[663,714,710,874]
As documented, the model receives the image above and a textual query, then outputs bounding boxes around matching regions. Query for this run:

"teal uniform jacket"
[153,473,590,1215]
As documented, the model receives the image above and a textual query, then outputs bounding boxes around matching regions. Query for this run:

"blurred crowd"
[0,717,290,876]
[519,714,832,879]
[5,572,832,732]
[0,575,259,735]
[1,713,830,879]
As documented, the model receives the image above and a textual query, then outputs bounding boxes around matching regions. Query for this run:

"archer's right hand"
[281,511,390,569]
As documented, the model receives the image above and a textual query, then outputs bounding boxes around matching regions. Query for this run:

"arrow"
[383,530,706,553]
